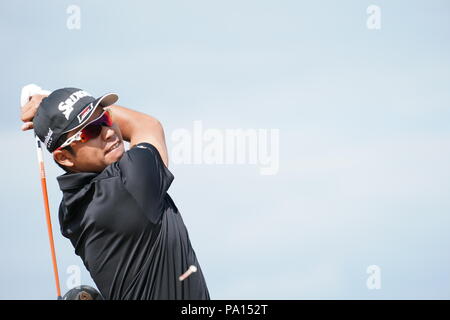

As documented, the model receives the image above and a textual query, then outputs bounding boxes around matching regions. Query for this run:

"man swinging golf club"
[20,87,210,300]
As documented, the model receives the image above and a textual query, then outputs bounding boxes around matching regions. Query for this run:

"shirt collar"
[57,171,99,191]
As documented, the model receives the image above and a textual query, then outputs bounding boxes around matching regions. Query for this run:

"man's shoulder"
[134,143,158,152]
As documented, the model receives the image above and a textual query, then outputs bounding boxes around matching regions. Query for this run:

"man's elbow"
[140,117,169,167]
[141,114,162,128]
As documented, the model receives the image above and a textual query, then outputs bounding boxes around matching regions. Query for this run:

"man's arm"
[107,105,169,168]
[19,97,168,167]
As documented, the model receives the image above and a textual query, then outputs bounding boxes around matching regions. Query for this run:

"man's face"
[56,106,125,173]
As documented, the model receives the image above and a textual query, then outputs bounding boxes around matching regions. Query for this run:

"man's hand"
[20,94,48,131]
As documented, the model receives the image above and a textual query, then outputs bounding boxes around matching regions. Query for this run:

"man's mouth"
[106,141,121,154]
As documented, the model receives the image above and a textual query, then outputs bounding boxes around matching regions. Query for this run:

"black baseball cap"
[33,88,118,152]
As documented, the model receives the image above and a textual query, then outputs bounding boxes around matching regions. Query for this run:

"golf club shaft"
[36,136,62,299]
[21,84,62,299]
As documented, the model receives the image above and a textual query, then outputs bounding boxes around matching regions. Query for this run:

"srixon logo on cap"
[58,90,90,120]
[77,103,94,123]
[43,128,54,149]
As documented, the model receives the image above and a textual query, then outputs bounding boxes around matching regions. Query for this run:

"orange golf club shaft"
[36,138,62,299]
[21,85,61,299]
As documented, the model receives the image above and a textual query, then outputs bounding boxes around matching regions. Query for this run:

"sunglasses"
[57,109,113,150]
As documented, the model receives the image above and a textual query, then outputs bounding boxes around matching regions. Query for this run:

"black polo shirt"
[57,143,210,300]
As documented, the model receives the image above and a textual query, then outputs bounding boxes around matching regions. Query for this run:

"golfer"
[20,88,210,300]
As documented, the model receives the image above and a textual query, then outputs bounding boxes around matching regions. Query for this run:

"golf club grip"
[20,84,51,107]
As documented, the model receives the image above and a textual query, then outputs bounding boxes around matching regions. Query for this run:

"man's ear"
[53,149,75,169]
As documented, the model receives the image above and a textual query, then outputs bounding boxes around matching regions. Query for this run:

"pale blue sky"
[1,0,449,299]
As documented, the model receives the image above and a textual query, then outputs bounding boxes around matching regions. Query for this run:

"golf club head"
[62,285,104,300]
[20,83,51,107]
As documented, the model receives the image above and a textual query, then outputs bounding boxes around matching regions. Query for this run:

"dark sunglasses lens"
[90,112,113,127]
[78,111,113,143]
[80,124,102,142]
[103,112,113,126]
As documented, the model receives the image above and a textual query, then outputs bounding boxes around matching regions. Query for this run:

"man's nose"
[102,125,116,141]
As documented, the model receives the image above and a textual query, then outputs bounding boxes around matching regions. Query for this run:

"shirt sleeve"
[118,142,174,224]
